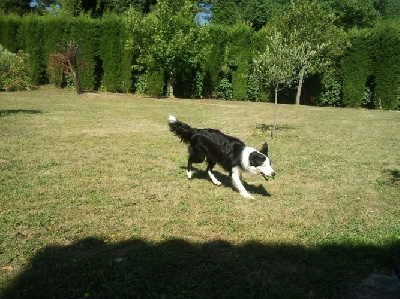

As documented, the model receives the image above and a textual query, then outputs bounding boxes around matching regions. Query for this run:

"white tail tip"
[168,115,177,123]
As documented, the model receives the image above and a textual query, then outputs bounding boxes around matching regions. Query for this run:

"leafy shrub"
[319,70,342,107]
[191,70,203,99]
[0,45,31,91]
[146,70,165,98]
[47,52,70,87]
[216,75,233,100]
[246,72,261,101]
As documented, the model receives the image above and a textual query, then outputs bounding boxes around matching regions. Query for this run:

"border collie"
[168,115,275,199]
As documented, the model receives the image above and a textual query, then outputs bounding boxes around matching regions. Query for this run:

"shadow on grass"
[180,166,271,197]
[1,238,399,298]
[0,109,44,117]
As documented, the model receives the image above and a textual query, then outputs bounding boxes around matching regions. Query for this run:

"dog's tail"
[168,115,196,144]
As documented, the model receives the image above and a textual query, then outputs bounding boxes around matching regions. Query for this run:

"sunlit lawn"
[0,87,399,298]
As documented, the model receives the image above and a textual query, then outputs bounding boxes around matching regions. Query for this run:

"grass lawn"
[0,87,399,298]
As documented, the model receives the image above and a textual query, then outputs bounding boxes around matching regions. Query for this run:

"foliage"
[0,45,31,91]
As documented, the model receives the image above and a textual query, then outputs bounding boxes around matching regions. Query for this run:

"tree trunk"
[68,59,82,95]
[272,86,278,139]
[167,72,174,98]
[295,67,305,105]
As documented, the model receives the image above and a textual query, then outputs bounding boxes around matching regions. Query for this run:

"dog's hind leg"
[206,160,221,186]
[187,146,205,179]
[231,166,254,199]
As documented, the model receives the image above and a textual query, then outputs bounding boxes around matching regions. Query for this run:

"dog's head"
[245,143,275,180]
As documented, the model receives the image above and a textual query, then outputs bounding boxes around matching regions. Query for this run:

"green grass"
[0,87,399,298]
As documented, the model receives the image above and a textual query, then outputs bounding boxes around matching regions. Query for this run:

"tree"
[253,30,298,137]
[270,0,346,105]
[126,0,210,97]
[0,0,31,15]
[211,0,240,26]
[241,0,290,31]
[66,41,83,94]
[321,0,379,29]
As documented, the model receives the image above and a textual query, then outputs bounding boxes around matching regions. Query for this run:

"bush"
[318,70,342,107]
[246,72,261,102]
[146,70,165,98]
[47,51,70,88]
[0,45,31,91]
[216,74,233,100]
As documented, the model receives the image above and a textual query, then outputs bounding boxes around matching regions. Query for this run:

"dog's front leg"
[231,167,254,199]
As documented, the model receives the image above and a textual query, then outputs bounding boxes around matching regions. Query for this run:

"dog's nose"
[271,172,276,177]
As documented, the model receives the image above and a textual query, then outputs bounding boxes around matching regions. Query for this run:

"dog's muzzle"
[261,171,276,181]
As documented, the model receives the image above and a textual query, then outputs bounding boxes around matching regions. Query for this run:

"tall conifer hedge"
[372,20,400,110]
[0,15,21,53]
[99,14,132,93]
[340,29,373,108]
[20,15,46,85]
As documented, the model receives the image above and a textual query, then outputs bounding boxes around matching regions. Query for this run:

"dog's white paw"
[242,193,254,199]
[187,170,192,179]
[208,171,221,185]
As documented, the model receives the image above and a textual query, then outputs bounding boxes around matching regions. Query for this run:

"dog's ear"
[259,142,268,156]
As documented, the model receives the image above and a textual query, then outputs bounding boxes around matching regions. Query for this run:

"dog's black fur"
[168,115,275,199]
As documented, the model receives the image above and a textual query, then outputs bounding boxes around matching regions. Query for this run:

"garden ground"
[0,87,399,298]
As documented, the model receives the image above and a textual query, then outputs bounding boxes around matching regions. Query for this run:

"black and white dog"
[168,115,275,199]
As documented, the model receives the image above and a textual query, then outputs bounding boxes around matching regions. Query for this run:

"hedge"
[340,29,373,108]
[0,14,399,110]
[99,14,132,93]
[372,20,400,110]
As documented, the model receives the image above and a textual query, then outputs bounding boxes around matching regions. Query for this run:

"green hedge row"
[0,14,132,92]
[0,15,399,109]
[340,20,400,110]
